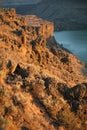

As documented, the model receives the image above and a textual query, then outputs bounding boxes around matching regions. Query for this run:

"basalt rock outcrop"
[0,0,87,31]
[0,8,87,130]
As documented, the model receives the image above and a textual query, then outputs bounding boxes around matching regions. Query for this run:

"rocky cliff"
[0,0,87,31]
[0,8,87,130]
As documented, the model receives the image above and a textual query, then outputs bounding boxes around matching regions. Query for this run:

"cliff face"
[26,15,54,39]
[0,0,87,30]
[0,9,87,130]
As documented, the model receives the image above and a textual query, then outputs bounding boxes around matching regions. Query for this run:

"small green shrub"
[0,117,7,129]
[0,85,5,97]
[85,63,87,68]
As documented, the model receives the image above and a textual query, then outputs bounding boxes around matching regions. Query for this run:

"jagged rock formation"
[27,15,54,39]
[0,0,87,30]
[0,8,87,130]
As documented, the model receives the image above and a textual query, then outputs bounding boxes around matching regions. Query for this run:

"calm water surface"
[54,30,87,63]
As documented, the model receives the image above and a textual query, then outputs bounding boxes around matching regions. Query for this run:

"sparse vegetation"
[0,116,7,129]
[85,63,87,68]
[57,105,82,130]
[0,85,5,97]
[0,8,87,130]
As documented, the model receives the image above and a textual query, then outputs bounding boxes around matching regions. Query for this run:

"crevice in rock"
[14,64,28,78]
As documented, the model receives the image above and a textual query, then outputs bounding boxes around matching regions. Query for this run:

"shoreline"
[54,30,87,63]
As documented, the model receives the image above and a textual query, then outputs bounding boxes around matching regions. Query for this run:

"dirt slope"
[0,8,87,130]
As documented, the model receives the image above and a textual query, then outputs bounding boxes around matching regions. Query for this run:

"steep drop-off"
[0,8,87,130]
[0,0,87,30]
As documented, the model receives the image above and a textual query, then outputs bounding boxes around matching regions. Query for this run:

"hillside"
[0,0,87,30]
[0,8,87,130]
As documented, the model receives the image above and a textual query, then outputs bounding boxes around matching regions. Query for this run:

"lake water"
[54,30,87,63]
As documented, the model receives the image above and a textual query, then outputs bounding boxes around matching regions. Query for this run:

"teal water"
[0,0,41,5]
[54,30,87,63]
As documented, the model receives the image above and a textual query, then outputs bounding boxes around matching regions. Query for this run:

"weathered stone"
[27,15,54,39]
[0,8,87,130]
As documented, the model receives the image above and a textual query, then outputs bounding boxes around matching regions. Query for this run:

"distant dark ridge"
[0,0,87,31]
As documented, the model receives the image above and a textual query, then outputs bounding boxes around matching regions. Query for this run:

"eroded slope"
[0,8,87,130]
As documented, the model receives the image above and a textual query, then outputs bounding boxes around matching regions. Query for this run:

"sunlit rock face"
[0,8,87,130]
[27,15,54,39]
[0,0,87,31]
[0,8,54,74]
